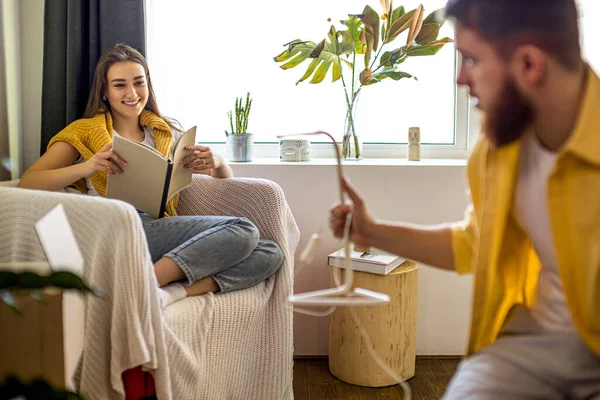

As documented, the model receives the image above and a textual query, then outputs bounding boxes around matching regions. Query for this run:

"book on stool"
[328,246,405,276]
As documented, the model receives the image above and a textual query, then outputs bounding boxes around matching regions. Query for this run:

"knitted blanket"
[0,175,299,399]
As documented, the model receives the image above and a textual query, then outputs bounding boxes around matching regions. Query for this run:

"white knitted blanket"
[0,176,299,399]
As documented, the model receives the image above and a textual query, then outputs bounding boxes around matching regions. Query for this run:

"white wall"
[231,162,473,356]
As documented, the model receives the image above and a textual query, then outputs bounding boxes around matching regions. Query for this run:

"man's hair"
[445,0,582,70]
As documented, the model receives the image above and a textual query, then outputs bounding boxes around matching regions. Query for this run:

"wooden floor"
[293,357,460,400]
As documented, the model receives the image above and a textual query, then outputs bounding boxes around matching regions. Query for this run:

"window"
[578,0,600,72]
[146,0,467,156]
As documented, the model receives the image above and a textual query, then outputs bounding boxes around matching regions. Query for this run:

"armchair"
[0,175,299,399]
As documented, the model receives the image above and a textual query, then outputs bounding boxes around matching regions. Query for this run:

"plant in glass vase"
[274,1,453,159]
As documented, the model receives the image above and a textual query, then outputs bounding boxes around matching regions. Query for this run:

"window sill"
[228,158,468,167]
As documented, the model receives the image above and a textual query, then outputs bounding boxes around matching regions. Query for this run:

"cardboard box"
[0,291,84,390]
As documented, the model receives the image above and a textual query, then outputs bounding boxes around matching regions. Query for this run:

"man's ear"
[511,45,547,87]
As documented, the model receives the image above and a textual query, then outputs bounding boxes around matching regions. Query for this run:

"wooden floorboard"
[293,357,461,400]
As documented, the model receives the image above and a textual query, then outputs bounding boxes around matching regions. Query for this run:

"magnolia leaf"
[415,23,440,45]
[372,69,412,82]
[341,15,365,54]
[423,8,445,26]
[360,30,374,67]
[379,48,406,67]
[380,0,389,14]
[406,4,424,46]
[359,67,373,85]
[385,9,414,44]
[406,43,445,56]
[360,5,380,65]
[430,37,454,46]
[390,5,406,26]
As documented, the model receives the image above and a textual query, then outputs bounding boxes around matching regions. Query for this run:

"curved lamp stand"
[277,131,390,307]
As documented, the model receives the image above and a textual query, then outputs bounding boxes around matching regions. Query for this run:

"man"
[329,0,600,398]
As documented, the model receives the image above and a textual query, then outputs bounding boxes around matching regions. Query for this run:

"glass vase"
[341,94,363,160]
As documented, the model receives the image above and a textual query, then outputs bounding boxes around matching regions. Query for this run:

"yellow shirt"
[452,68,600,356]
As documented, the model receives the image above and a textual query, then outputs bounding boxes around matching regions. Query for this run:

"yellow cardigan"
[452,68,600,356]
[47,110,179,217]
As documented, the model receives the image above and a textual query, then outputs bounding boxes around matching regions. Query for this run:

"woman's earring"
[101,95,107,101]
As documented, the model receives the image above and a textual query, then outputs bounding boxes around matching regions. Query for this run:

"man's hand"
[329,177,376,246]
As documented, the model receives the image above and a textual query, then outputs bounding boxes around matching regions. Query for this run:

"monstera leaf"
[274,25,354,85]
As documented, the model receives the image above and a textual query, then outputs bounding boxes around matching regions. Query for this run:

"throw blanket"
[0,176,299,399]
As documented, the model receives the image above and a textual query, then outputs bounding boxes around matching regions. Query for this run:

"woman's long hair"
[83,43,182,132]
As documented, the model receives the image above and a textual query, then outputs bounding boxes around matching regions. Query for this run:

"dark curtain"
[40,0,146,154]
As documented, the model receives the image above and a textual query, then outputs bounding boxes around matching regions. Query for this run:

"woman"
[19,44,283,307]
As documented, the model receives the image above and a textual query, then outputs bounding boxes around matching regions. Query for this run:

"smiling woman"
[17,43,285,311]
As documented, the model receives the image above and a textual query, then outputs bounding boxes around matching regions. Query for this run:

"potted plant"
[225,92,254,162]
[274,1,453,159]
[0,269,100,400]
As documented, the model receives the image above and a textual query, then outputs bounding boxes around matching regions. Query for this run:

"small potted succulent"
[225,92,254,162]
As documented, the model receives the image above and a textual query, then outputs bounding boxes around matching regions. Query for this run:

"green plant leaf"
[372,68,412,83]
[273,40,317,70]
[274,26,354,85]
[341,15,365,54]
[415,23,440,45]
[0,271,18,289]
[430,37,454,46]
[359,5,380,67]
[423,8,445,26]
[406,43,445,56]
[384,9,414,44]
[1,291,22,315]
[406,4,424,46]
[379,48,407,67]
[16,271,45,289]
[48,271,99,295]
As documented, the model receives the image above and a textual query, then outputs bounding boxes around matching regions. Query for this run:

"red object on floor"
[122,367,156,400]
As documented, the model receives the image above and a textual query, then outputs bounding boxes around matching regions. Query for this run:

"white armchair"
[0,175,299,399]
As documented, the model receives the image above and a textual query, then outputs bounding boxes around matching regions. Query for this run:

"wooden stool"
[328,261,418,387]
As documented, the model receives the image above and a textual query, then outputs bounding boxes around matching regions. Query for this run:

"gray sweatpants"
[442,306,600,400]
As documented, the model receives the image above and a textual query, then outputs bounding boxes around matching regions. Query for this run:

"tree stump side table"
[328,261,418,387]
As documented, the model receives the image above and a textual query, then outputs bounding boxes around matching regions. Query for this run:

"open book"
[328,248,405,275]
[106,126,197,218]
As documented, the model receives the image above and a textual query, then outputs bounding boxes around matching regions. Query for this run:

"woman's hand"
[181,145,221,173]
[82,143,127,177]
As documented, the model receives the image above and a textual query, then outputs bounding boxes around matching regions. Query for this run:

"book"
[327,248,405,275]
[106,126,197,219]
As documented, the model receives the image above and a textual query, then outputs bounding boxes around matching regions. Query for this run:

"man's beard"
[483,75,534,147]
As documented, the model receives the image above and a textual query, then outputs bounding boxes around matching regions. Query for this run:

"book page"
[167,126,197,200]
[106,135,169,218]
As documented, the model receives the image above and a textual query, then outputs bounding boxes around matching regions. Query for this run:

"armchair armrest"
[177,175,300,246]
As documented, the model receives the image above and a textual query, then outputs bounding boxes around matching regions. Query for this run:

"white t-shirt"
[513,132,576,332]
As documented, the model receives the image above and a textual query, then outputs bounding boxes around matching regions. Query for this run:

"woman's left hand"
[181,145,221,172]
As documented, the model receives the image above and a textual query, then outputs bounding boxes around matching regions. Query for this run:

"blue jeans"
[139,213,283,293]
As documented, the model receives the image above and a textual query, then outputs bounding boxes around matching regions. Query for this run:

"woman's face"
[104,61,149,119]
